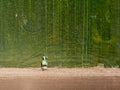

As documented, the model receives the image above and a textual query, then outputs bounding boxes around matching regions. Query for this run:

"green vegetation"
[0,0,120,67]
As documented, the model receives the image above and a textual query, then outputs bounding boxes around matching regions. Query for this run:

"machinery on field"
[41,55,48,71]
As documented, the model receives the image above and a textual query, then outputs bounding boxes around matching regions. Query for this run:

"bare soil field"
[0,67,120,90]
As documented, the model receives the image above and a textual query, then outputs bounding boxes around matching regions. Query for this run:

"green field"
[0,0,120,67]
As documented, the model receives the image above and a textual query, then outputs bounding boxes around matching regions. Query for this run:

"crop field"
[0,0,120,67]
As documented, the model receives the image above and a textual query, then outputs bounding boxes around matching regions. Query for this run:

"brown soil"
[0,67,120,90]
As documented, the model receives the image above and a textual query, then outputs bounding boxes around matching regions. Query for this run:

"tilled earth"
[0,67,120,90]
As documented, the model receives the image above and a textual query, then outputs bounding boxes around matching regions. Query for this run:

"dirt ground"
[0,67,120,90]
